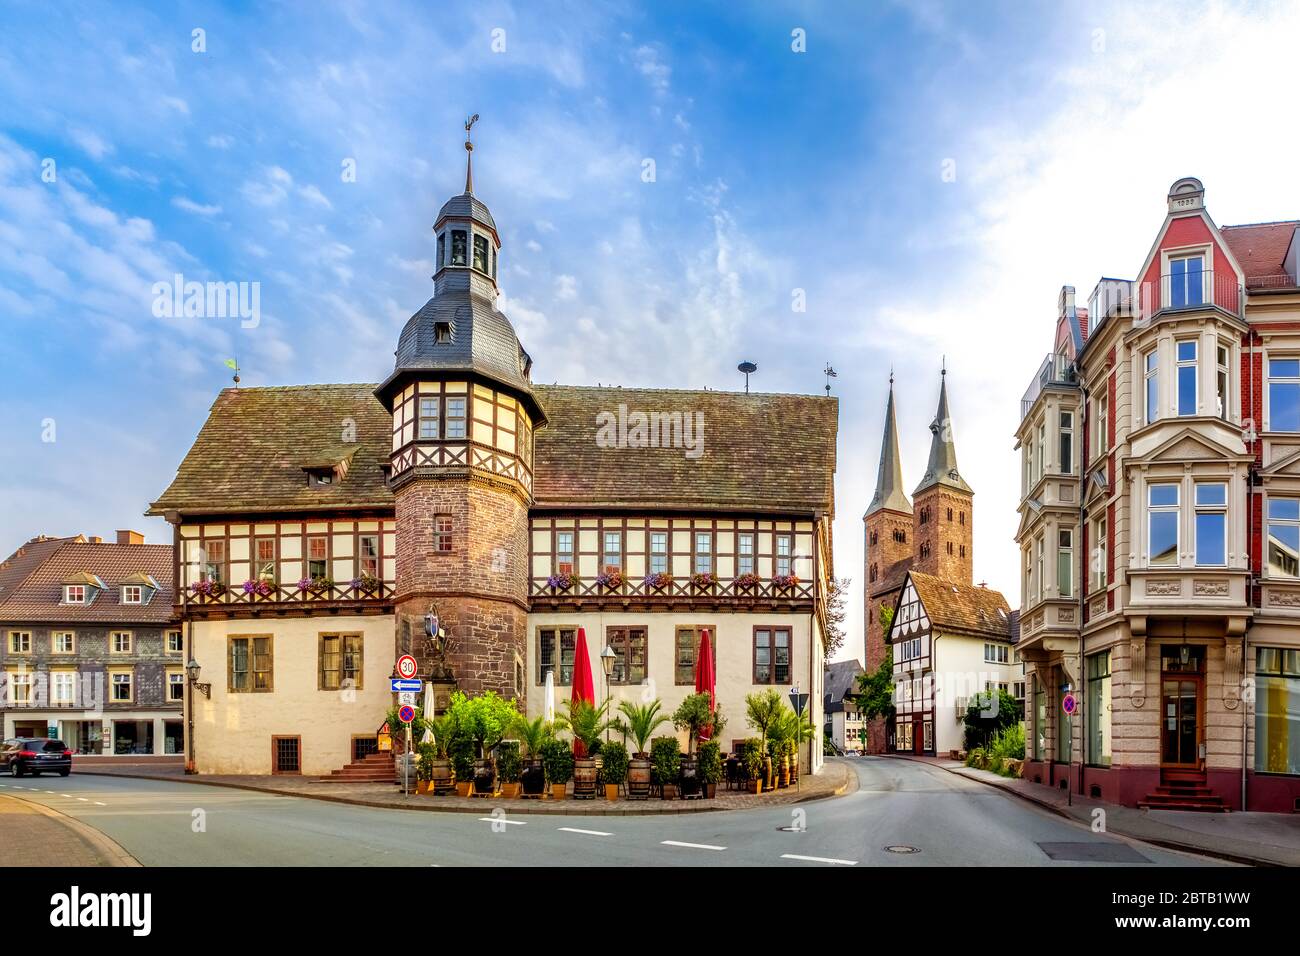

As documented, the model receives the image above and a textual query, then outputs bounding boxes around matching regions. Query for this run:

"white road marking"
[478,817,526,826]
[60,794,71,798]
[557,826,612,836]
[781,853,857,866]
[77,797,89,802]
[661,840,726,851]
[93,801,106,806]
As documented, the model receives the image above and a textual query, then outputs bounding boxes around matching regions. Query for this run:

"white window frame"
[64,584,85,604]
[53,631,75,655]
[1216,342,1231,420]
[1194,481,1228,567]
[1147,483,1181,567]
[1144,348,1160,425]
[1094,393,1108,457]
[1092,513,1108,591]
[8,631,31,654]
[1059,411,1074,475]
[167,631,184,655]
[1266,354,1300,433]
[52,671,76,705]
[111,631,133,655]
[1175,339,1198,416]
[168,671,186,703]
[1163,248,1208,309]
[1034,534,1044,602]
[1266,496,1300,578]
[121,585,143,605]
[1057,528,1074,598]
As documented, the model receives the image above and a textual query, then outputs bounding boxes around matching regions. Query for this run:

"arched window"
[451,230,468,266]
[947,507,953,521]
[870,531,878,547]
[437,232,446,268]
[869,563,878,583]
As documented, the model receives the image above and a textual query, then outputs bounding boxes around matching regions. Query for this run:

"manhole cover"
[776,825,806,832]
[883,844,920,854]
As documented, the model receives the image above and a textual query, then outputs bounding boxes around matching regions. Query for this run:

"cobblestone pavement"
[0,791,137,866]
[77,758,855,815]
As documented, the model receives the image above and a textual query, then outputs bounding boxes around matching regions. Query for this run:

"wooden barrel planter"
[627,756,652,799]
[788,752,799,786]
[520,760,546,798]
[429,758,454,795]
[472,759,497,797]
[777,754,790,789]
[573,756,599,799]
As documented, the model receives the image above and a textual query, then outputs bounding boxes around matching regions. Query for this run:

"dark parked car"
[1,738,72,777]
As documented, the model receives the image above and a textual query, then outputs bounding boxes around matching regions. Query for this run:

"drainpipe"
[1241,620,1249,811]
[1078,382,1089,802]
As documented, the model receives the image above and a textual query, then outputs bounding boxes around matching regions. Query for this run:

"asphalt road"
[0,757,1225,867]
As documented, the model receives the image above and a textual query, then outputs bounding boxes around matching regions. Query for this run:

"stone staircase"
[1138,770,1228,812]
[321,751,394,783]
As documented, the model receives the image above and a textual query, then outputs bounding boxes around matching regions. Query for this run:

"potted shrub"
[600,740,628,800]
[697,740,722,798]
[513,713,567,797]
[497,740,523,798]
[450,735,475,796]
[350,572,381,596]
[739,738,764,793]
[650,736,681,799]
[415,741,437,794]
[595,568,623,590]
[772,573,800,591]
[643,571,672,591]
[618,699,671,799]
[745,689,784,791]
[540,738,573,800]
[767,711,794,788]
[546,570,575,592]
[425,713,457,795]
[690,571,716,590]
[449,690,518,797]
[564,699,614,799]
[734,571,760,590]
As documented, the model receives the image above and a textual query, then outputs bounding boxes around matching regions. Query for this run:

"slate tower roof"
[913,368,972,496]
[866,378,911,517]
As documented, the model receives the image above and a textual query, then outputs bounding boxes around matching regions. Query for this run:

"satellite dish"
[737,361,757,393]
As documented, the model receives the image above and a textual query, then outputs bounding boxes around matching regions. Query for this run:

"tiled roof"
[0,535,79,605]
[152,383,839,517]
[1221,221,1299,286]
[906,570,1012,641]
[0,538,174,624]
[823,658,864,713]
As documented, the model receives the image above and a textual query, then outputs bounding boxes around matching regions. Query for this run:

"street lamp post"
[599,646,618,741]
[184,657,210,775]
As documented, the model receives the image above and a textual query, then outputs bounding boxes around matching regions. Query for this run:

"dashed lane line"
[661,840,726,851]
[781,853,857,866]
[478,817,527,826]
[557,827,612,836]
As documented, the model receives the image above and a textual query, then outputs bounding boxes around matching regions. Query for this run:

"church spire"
[866,372,911,517]
[463,113,479,195]
[914,363,972,496]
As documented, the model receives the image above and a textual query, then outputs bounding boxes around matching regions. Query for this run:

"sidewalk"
[77,757,856,816]
[0,793,137,867]
[897,754,1300,866]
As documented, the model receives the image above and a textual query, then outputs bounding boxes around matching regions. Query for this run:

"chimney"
[116,530,145,546]
[88,536,103,544]
[1057,285,1076,321]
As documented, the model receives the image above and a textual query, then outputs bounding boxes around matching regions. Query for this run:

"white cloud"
[68,128,113,160]
[632,44,671,92]
[241,165,294,206]
[554,274,577,300]
[206,134,234,149]
[171,196,222,216]
[298,184,333,209]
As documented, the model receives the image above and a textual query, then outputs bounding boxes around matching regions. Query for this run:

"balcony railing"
[1245,273,1300,291]
[1089,271,1243,329]
[181,580,395,608]
[1020,353,1077,421]
[530,576,815,604]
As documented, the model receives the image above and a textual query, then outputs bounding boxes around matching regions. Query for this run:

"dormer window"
[121,585,143,604]
[65,584,86,604]
[473,234,489,273]
[307,468,334,488]
[434,322,451,344]
[451,230,467,266]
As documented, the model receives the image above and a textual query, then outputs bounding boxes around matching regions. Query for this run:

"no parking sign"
[398,704,416,724]
[1062,693,1077,717]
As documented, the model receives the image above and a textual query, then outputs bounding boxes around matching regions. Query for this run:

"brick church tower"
[375,125,545,706]
[863,377,912,752]
[911,368,973,585]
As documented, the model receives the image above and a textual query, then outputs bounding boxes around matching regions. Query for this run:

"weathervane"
[823,363,838,396]
[464,113,480,194]
[737,360,757,394]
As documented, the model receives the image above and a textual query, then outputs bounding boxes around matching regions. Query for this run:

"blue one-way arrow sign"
[390,678,423,693]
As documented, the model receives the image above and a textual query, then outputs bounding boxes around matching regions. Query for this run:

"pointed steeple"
[866,373,912,517]
[463,113,479,195]
[914,364,972,496]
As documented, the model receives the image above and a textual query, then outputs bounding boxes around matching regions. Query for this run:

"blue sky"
[3,0,1299,663]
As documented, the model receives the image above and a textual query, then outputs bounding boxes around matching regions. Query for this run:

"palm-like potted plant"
[540,738,573,800]
[618,699,671,799]
[423,712,458,795]
[564,699,615,799]
[599,740,628,801]
[512,713,568,797]
[767,710,794,788]
[745,689,784,791]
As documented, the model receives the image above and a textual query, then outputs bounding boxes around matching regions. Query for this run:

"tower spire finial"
[866,375,911,517]
[464,113,479,195]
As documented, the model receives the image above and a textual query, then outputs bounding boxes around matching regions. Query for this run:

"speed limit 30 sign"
[396,654,418,680]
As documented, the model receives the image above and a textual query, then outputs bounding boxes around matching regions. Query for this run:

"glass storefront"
[1256,647,1300,775]
[1086,651,1112,766]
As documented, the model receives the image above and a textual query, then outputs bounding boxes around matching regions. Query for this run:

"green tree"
[855,601,897,724]
[449,690,518,757]
[744,688,784,752]
[962,689,1022,751]
[824,576,851,657]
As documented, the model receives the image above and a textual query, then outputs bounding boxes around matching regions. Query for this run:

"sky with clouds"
[3,0,1299,665]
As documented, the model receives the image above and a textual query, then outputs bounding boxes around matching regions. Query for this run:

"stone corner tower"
[374,124,545,706]
[910,367,973,586]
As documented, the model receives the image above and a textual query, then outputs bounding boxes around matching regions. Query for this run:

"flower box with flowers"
[643,571,673,591]
[595,569,624,591]
[734,572,761,590]
[297,576,334,597]
[690,572,717,590]
[241,579,275,600]
[188,579,225,601]
[546,570,575,592]
[351,572,381,596]
[772,574,800,591]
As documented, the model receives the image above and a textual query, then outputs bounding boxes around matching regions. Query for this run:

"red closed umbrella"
[571,627,596,756]
[694,628,716,741]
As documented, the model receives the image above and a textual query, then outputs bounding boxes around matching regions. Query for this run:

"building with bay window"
[0,531,182,757]
[1016,176,1300,812]
[150,138,838,776]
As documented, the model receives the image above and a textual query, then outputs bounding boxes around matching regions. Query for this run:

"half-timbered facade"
[150,145,838,776]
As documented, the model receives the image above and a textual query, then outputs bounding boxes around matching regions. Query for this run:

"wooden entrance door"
[913,718,924,755]
[1159,675,1202,768]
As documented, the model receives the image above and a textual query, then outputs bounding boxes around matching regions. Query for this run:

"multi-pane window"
[1023,437,1034,491]
[1033,534,1044,601]
[694,532,713,575]
[8,631,30,653]
[167,631,183,655]
[450,230,467,266]
[121,586,142,604]
[1255,647,1300,775]
[1216,343,1230,419]
[775,534,792,576]
[53,632,75,654]
[1176,340,1197,416]
[64,585,85,604]
[274,737,301,775]
[255,537,276,581]
[1033,676,1046,760]
[1194,483,1227,566]
[556,532,574,574]
[1094,394,1108,455]
[537,627,577,684]
[1057,528,1073,598]
[1087,650,1111,766]
[229,636,273,693]
[473,234,489,273]
[203,539,226,584]
[1036,421,1046,480]
[602,531,622,572]
[737,533,755,575]
[1148,484,1180,566]
[1059,412,1073,474]
[168,671,185,702]
[434,516,453,553]
[1092,513,1108,591]
[983,643,1009,664]
[606,627,647,685]
[674,626,717,684]
[649,532,668,574]
[1144,349,1159,424]
[1169,254,1204,308]
[53,671,76,705]
[111,670,133,702]
[1268,358,1300,432]
[307,536,328,579]
[10,671,31,704]
[358,535,380,577]
[1267,498,1300,577]
[753,627,791,684]
[320,634,364,691]
[445,397,467,439]
[418,397,440,439]
[111,632,132,654]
